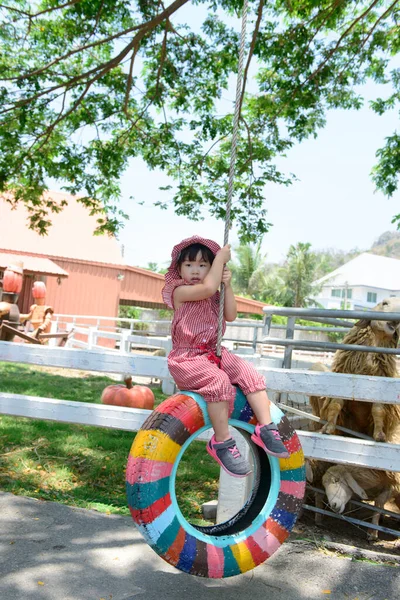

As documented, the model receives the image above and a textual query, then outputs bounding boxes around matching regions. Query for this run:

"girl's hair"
[176,243,215,268]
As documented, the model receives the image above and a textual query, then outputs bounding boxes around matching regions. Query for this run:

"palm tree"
[281,242,320,307]
[230,241,271,299]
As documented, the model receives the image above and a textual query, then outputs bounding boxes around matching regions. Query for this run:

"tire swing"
[126,388,305,577]
[126,0,305,577]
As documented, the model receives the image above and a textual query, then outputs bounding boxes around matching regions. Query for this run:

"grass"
[0,362,220,524]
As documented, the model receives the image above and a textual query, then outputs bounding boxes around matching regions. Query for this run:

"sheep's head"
[322,467,368,514]
[356,297,400,346]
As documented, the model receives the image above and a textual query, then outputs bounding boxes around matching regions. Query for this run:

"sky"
[117,91,399,270]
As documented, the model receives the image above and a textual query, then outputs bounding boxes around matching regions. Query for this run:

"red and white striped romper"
[162,236,266,413]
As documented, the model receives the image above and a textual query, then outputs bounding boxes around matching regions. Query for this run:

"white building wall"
[314,285,400,310]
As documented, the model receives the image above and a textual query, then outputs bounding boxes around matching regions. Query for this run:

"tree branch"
[0,0,82,20]
[306,0,382,85]
[123,45,139,116]
[3,0,189,85]
[4,23,148,82]
[304,0,347,54]
[81,0,106,44]
[240,116,255,178]
[155,21,169,94]
[335,0,399,83]
[1,0,190,115]
[239,0,265,111]
[269,0,387,122]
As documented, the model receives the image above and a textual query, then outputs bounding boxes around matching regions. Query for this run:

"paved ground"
[0,492,398,600]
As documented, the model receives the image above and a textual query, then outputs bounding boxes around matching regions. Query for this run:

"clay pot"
[3,262,23,294]
[32,281,47,299]
[101,376,155,410]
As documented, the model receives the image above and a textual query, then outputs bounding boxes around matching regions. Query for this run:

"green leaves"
[372,132,400,198]
[0,0,399,237]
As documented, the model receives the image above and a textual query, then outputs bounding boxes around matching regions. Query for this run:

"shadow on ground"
[0,492,399,600]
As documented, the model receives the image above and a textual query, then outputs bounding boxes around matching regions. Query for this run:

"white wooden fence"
[0,341,399,472]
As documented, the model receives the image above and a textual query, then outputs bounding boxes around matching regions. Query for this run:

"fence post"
[279,316,296,405]
[283,316,295,369]
[252,324,258,353]
[120,329,131,354]
[48,320,58,348]
[262,315,272,337]
[87,326,96,349]
[261,315,272,356]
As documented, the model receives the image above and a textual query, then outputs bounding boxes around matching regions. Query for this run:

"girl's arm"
[222,267,237,322]
[173,245,231,308]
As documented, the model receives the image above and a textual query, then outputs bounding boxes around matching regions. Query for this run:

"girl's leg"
[246,389,273,425]
[207,401,230,441]
[247,390,289,458]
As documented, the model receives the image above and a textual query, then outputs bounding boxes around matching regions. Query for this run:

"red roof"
[0,192,123,265]
[0,251,68,277]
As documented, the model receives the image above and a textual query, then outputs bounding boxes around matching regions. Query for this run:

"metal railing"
[53,312,353,356]
[263,306,400,368]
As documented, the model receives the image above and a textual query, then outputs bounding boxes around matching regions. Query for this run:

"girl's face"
[179,251,212,284]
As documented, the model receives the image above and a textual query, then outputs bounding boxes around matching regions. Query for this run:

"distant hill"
[370,230,400,259]
[313,230,400,280]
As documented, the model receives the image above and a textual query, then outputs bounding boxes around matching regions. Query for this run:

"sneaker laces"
[228,445,240,459]
[272,430,280,440]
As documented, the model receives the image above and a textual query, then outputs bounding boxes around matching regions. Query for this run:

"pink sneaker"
[206,435,252,477]
[251,424,290,458]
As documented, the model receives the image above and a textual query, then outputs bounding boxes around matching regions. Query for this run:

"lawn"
[0,362,219,524]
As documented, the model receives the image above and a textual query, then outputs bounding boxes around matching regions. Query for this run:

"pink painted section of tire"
[206,545,225,579]
[279,480,306,499]
[126,456,173,485]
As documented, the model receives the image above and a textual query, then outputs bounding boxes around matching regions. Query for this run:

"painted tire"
[126,388,305,578]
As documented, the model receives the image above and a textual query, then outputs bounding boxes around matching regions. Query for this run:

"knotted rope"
[216,0,249,357]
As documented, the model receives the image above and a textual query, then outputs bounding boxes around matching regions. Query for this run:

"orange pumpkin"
[101,376,155,410]
[3,263,23,294]
[32,281,47,299]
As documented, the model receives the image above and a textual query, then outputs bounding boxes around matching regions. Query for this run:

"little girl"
[162,235,289,478]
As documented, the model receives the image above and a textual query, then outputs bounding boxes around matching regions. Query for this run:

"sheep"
[305,459,334,526]
[321,464,400,542]
[308,363,331,431]
[309,297,400,442]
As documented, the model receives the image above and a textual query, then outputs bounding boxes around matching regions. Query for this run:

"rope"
[216,0,249,356]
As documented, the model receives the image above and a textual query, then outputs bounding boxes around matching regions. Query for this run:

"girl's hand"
[217,244,231,263]
[222,266,232,287]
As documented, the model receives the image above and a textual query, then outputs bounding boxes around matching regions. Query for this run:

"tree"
[146,262,167,274]
[281,242,318,307]
[230,240,270,297]
[1,1,399,237]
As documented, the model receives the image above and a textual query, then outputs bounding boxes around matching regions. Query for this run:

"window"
[331,288,352,299]
[367,292,377,303]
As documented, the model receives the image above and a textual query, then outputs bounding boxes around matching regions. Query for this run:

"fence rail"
[0,341,399,472]
[53,312,351,354]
